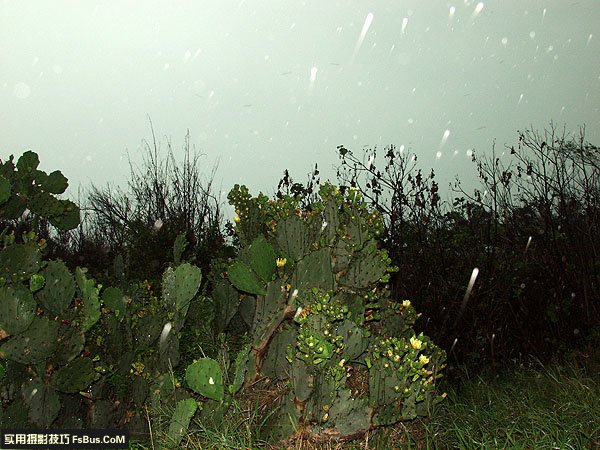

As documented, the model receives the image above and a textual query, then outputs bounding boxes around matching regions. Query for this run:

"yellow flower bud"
[276,257,287,268]
[419,354,430,365]
[410,336,422,350]
[402,300,411,308]
[234,216,241,223]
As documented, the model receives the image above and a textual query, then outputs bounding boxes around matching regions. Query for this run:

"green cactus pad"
[327,388,371,436]
[38,170,69,195]
[212,279,241,332]
[276,215,311,261]
[101,286,126,314]
[75,268,101,333]
[167,398,198,446]
[47,199,80,230]
[163,263,202,316]
[0,242,42,283]
[50,357,99,393]
[0,316,59,364]
[0,174,11,204]
[36,260,76,315]
[0,285,36,335]
[22,377,60,427]
[185,357,224,402]
[293,247,334,293]
[262,324,297,380]
[243,235,277,282]
[53,326,85,365]
[228,260,266,295]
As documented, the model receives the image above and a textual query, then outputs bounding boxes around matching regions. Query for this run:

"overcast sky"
[2,0,599,206]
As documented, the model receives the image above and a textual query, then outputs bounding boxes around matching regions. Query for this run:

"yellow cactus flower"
[419,354,430,365]
[276,257,287,268]
[402,299,411,308]
[234,216,241,223]
[410,336,422,350]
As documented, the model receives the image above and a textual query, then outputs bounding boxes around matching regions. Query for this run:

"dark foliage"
[336,124,600,372]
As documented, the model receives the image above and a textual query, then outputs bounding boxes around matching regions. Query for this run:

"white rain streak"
[530,31,536,39]
[153,218,164,231]
[449,6,456,20]
[440,129,450,148]
[518,93,524,104]
[501,37,508,46]
[458,268,480,319]
[587,34,593,46]
[472,2,484,18]
[525,236,532,253]
[352,12,374,61]
[401,17,409,34]
[14,82,31,99]
[159,322,173,344]
[309,66,318,92]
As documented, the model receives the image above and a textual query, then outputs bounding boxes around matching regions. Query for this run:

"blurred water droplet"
[472,2,484,18]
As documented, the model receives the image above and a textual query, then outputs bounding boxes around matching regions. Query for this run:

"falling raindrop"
[587,34,593,46]
[401,17,408,34]
[472,2,484,18]
[525,236,532,252]
[440,129,450,147]
[154,218,164,231]
[518,93,524,104]
[160,322,173,343]
[529,31,536,39]
[352,12,374,61]
[449,6,456,20]
[501,37,508,46]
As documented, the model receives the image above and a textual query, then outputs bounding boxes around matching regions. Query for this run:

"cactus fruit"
[167,398,198,446]
[36,260,76,316]
[185,358,224,402]
[0,285,36,335]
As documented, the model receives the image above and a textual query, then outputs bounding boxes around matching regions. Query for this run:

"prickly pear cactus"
[221,182,446,443]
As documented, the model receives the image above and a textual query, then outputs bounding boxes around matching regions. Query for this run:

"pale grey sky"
[2,0,599,205]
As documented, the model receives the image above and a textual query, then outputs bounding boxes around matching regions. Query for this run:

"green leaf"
[247,235,277,282]
[36,260,75,315]
[50,357,99,393]
[185,358,224,401]
[48,200,80,230]
[41,170,69,194]
[22,377,60,427]
[0,285,36,335]
[102,286,126,314]
[0,316,58,364]
[167,398,198,446]
[16,151,40,179]
[0,174,11,204]
[228,260,266,295]
[75,268,101,332]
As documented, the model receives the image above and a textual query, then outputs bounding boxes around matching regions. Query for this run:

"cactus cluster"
[0,151,206,436]
[213,182,445,442]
